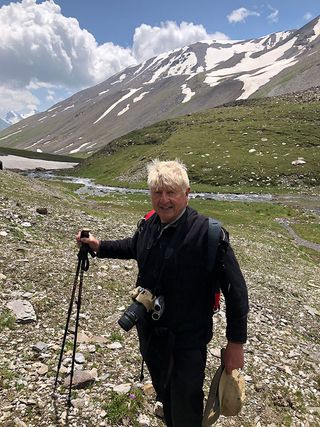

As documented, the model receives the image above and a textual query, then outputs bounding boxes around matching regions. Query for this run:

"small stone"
[142,383,155,396]
[21,222,32,227]
[37,364,48,375]
[32,342,48,353]
[14,418,28,427]
[75,353,85,364]
[71,398,86,409]
[0,231,8,237]
[113,383,131,394]
[87,345,96,353]
[7,300,37,323]
[137,413,150,426]
[64,369,97,389]
[107,342,122,349]
[36,207,48,215]
[154,401,164,419]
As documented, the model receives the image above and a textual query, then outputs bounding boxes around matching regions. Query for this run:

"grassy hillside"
[69,97,320,191]
[0,146,82,163]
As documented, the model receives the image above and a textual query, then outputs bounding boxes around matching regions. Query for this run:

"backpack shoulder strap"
[144,209,156,220]
[207,217,221,273]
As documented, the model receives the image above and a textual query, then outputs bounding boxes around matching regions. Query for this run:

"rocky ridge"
[0,170,319,427]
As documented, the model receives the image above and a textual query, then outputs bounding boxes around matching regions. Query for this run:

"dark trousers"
[146,347,207,427]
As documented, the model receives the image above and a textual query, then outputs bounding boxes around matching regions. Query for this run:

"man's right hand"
[76,231,100,253]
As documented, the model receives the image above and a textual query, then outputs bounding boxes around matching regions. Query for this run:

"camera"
[118,287,165,332]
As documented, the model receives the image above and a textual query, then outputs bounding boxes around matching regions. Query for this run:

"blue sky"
[55,0,318,45]
[0,0,318,118]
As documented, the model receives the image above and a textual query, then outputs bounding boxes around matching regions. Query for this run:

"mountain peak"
[0,16,319,155]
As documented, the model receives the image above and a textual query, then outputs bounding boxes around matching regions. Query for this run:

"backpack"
[143,210,222,313]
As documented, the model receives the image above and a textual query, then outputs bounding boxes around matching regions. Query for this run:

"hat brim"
[202,351,225,427]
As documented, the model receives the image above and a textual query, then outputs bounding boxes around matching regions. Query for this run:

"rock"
[77,331,91,343]
[75,353,86,364]
[71,398,86,409]
[113,383,131,394]
[37,364,48,375]
[142,383,155,396]
[36,207,48,215]
[64,369,97,389]
[291,158,306,166]
[14,418,28,427]
[21,221,32,227]
[6,300,37,323]
[107,342,122,349]
[138,413,151,426]
[87,344,96,353]
[0,231,8,237]
[304,305,319,316]
[154,401,164,419]
[32,342,48,353]
[0,272,6,280]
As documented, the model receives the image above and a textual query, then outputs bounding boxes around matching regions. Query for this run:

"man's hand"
[76,231,100,253]
[224,341,244,375]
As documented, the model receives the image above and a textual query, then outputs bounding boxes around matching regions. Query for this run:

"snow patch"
[181,84,195,103]
[69,142,92,154]
[99,90,109,96]
[94,88,141,123]
[133,92,149,102]
[111,74,126,85]
[117,104,130,116]
[63,105,74,111]
[309,18,320,43]
[0,129,22,140]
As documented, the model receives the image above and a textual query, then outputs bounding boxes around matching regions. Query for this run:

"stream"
[21,170,320,252]
[23,170,320,209]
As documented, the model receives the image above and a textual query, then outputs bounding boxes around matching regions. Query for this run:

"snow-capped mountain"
[0,16,319,155]
[0,118,9,131]
[4,110,25,125]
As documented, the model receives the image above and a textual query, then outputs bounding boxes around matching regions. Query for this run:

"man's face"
[151,186,190,224]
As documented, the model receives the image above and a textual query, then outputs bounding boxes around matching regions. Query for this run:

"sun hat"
[202,348,245,426]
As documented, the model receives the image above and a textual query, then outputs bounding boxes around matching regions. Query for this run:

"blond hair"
[147,159,190,191]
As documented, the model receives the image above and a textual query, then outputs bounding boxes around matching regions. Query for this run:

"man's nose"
[160,192,170,203]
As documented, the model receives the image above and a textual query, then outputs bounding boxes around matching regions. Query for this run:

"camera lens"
[118,301,147,332]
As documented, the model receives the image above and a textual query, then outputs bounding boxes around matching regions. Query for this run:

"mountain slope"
[68,92,320,189]
[0,16,319,155]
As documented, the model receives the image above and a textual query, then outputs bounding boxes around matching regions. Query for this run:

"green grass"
[102,388,144,426]
[0,309,16,330]
[67,98,319,189]
[290,223,320,244]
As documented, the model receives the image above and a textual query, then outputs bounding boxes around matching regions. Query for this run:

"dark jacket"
[97,206,248,348]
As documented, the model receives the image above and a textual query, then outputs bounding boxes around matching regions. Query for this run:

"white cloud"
[267,6,279,23]
[0,0,228,117]
[132,21,228,62]
[303,12,313,21]
[0,84,39,116]
[227,8,260,24]
[0,0,136,89]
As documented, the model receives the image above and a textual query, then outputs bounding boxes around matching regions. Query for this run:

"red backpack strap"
[144,209,156,220]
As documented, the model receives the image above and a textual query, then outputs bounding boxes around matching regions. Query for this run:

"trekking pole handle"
[80,229,96,258]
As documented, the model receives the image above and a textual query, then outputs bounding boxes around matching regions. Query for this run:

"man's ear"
[186,187,190,197]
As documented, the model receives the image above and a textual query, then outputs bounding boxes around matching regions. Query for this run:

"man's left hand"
[224,341,244,375]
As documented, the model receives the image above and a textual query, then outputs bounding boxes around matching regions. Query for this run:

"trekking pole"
[53,230,95,405]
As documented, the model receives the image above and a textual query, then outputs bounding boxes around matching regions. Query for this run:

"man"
[78,159,249,427]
